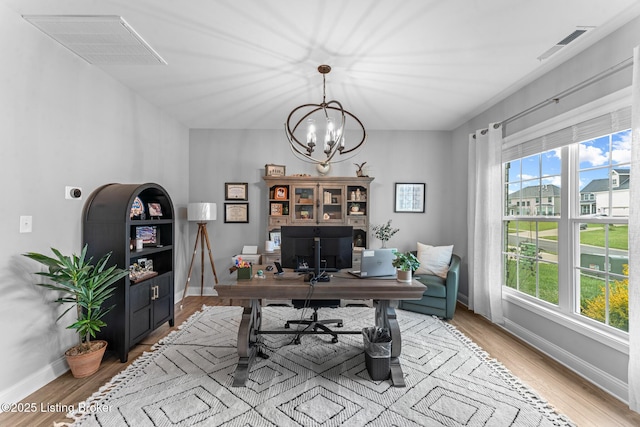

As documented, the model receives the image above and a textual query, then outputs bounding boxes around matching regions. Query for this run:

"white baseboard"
[502,318,629,403]
[457,294,469,308]
[0,356,68,409]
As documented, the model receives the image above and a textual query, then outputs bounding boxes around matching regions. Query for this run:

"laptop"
[349,249,397,278]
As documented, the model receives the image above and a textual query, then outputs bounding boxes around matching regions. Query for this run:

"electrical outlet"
[65,186,82,200]
[20,215,32,233]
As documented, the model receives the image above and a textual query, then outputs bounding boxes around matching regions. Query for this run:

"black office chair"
[285,299,343,344]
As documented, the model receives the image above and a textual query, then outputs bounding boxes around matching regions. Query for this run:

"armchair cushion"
[415,242,453,278]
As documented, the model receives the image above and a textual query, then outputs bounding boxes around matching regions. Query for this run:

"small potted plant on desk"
[23,245,129,378]
[391,250,420,283]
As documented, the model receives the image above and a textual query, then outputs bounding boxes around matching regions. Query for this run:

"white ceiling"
[4,0,640,131]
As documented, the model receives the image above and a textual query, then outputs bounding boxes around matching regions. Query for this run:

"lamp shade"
[187,202,217,222]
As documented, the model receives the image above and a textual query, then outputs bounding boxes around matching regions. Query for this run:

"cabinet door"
[319,185,344,222]
[292,186,316,222]
[152,273,173,329]
[130,281,152,345]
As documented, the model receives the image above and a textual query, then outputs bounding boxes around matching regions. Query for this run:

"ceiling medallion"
[285,65,367,168]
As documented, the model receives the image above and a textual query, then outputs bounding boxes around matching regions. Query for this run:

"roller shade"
[503,106,631,161]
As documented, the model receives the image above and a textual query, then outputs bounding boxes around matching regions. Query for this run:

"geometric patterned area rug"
[68,305,575,426]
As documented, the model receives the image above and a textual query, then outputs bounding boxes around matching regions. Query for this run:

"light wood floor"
[2,298,639,427]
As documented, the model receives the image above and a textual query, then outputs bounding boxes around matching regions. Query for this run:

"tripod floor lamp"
[183,202,219,299]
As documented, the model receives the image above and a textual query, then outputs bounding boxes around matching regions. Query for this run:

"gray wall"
[0,4,189,403]
[450,15,640,401]
[188,129,456,286]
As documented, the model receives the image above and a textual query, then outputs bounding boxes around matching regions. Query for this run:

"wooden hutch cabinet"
[82,183,175,362]
[263,176,374,266]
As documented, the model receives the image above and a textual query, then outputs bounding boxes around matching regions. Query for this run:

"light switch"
[20,215,32,233]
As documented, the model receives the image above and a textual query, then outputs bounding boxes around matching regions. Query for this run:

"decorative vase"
[396,269,412,283]
[65,340,108,378]
[381,241,387,248]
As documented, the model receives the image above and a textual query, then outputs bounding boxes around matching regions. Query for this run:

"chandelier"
[285,65,366,169]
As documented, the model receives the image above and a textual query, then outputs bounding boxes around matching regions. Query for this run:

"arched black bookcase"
[83,183,175,362]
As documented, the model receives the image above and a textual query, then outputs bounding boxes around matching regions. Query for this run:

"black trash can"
[362,327,392,380]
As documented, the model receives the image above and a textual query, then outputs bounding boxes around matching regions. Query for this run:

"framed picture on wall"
[394,183,426,213]
[225,182,248,200]
[224,203,249,223]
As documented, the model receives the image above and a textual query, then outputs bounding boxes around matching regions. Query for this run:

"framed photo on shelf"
[130,196,145,219]
[224,202,249,223]
[270,203,283,216]
[147,202,163,218]
[274,186,288,200]
[394,183,426,213]
[135,226,158,245]
[265,164,286,176]
[269,231,281,249]
[225,182,248,200]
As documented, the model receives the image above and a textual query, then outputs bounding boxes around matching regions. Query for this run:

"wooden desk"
[215,271,427,387]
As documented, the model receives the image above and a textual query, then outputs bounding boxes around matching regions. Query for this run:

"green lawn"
[505,259,604,305]
[580,225,628,250]
[507,223,628,251]
[507,221,558,232]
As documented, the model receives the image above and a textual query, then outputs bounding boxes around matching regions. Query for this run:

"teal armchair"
[399,253,460,320]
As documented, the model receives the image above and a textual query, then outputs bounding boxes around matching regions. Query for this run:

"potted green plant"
[391,250,420,282]
[23,245,129,378]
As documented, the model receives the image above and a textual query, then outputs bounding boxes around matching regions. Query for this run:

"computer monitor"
[280,226,353,282]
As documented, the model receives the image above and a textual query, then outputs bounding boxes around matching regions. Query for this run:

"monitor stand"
[307,237,330,283]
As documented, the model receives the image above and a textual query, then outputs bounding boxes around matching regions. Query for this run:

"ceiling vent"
[23,15,167,65]
[537,26,595,61]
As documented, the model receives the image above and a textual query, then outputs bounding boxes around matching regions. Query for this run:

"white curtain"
[467,124,504,324]
[628,45,640,413]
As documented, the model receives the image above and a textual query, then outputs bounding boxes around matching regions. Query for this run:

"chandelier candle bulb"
[307,119,316,145]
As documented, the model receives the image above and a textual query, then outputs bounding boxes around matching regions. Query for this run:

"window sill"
[503,289,629,354]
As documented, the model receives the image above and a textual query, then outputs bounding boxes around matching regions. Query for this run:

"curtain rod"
[499,56,633,128]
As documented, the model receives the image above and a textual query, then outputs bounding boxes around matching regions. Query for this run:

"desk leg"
[233,299,262,387]
[375,301,404,387]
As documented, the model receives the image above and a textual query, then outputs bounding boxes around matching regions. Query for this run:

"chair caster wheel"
[293,337,301,345]
[284,323,290,329]
[337,323,343,327]
[331,337,338,343]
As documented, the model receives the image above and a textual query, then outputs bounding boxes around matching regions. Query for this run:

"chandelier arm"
[321,145,364,164]
[286,104,325,153]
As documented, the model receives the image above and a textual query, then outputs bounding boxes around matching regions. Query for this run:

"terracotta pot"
[396,269,412,283]
[65,340,107,378]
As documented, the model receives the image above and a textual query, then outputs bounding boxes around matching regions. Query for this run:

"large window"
[503,129,630,333]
